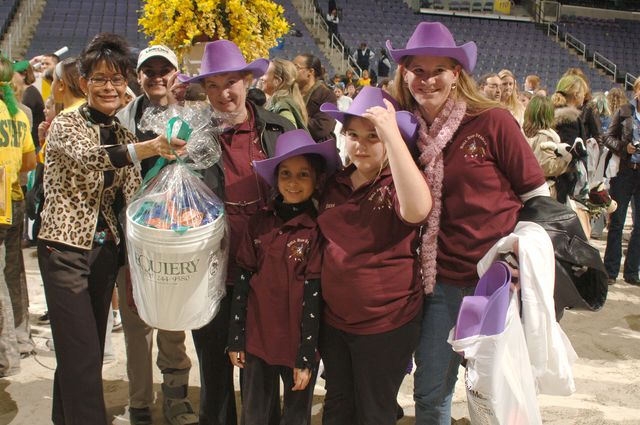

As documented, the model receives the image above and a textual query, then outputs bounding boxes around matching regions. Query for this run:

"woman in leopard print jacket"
[37,33,185,425]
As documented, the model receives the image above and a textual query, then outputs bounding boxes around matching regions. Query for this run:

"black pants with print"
[191,289,238,425]
[319,313,422,425]
[37,239,118,425]
[241,352,318,425]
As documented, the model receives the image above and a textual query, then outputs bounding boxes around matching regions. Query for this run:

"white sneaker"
[112,310,122,332]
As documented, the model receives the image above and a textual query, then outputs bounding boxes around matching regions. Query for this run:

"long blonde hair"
[551,75,585,108]
[392,56,500,115]
[267,58,308,125]
[606,87,629,116]
[498,69,524,120]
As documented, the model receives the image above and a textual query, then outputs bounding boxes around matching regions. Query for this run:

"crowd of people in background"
[0,14,638,425]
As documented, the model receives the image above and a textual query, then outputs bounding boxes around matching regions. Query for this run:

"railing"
[565,33,586,60]
[625,73,636,91]
[593,52,618,80]
[547,22,560,42]
[0,0,38,59]
[299,0,361,75]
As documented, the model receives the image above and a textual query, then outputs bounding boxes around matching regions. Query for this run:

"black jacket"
[519,196,607,319]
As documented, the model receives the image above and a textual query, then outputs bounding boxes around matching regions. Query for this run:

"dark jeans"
[241,352,317,425]
[191,289,237,425]
[37,239,118,425]
[604,167,640,280]
[319,314,421,425]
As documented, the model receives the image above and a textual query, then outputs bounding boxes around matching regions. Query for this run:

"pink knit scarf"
[416,98,467,295]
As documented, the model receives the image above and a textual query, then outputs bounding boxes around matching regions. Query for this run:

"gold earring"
[451,82,457,90]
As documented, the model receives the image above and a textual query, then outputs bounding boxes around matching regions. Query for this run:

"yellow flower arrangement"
[139,0,290,61]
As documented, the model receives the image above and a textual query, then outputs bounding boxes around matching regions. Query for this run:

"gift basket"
[126,104,228,331]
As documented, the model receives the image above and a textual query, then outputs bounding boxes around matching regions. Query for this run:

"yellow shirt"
[0,101,36,200]
[37,99,85,164]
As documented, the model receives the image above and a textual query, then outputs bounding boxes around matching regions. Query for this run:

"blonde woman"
[563,67,602,142]
[551,74,588,203]
[499,68,525,125]
[261,58,309,129]
[389,22,547,424]
[606,87,629,120]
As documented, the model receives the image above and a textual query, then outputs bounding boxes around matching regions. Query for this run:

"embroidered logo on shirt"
[460,133,488,159]
[324,203,336,209]
[368,186,393,210]
[287,238,310,262]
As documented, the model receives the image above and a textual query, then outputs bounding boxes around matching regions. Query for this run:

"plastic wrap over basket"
[126,164,228,331]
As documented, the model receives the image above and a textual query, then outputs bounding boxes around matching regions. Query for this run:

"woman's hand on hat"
[167,71,188,105]
[362,99,402,143]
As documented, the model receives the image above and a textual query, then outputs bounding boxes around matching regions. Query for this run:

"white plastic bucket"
[126,201,227,331]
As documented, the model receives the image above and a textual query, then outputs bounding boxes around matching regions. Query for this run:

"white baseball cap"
[136,45,179,71]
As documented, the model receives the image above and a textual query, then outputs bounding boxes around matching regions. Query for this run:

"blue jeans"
[604,167,640,281]
[414,282,474,425]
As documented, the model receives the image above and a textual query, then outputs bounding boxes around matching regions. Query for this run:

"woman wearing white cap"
[387,22,549,424]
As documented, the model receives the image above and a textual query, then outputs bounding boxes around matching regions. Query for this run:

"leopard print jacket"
[38,109,142,249]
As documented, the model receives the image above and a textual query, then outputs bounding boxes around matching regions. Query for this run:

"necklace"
[80,104,115,128]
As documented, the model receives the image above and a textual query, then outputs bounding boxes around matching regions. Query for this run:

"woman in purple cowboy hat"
[317,86,432,424]
[172,39,296,425]
[387,22,548,424]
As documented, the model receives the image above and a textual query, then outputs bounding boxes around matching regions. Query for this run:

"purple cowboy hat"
[177,40,269,84]
[386,22,477,72]
[454,261,512,340]
[253,129,340,187]
[319,86,419,147]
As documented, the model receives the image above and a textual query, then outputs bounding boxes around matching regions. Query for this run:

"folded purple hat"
[177,40,269,84]
[454,261,512,340]
[253,129,340,187]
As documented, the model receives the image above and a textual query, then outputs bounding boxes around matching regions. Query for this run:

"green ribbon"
[142,117,193,184]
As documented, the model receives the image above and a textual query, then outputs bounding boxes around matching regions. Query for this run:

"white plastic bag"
[449,292,542,425]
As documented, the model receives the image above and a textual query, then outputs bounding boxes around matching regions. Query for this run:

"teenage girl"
[227,129,339,425]
[317,86,432,424]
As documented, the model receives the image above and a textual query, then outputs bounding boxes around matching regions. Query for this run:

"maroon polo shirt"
[437,108,545,286]
[236,209,322,368]
[220,105,271,284]
[317,165,427,335]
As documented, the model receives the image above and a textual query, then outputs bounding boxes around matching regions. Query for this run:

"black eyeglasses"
[140,67,174,78]
[89,75,127,87]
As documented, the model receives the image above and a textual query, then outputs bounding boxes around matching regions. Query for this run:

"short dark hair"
[299,53,323,79]
[478,73,499,88]
[78,33,131,78]
[43,54,60,64]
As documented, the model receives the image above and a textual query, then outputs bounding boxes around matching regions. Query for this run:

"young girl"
[227,129,339,425]
[317,86,432,424]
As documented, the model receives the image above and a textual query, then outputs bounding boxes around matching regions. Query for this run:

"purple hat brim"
[320,104,419,149]
[454,262,511,340]
[385,40,477,73]
[253,139,340,187]
[177,58,270,84]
